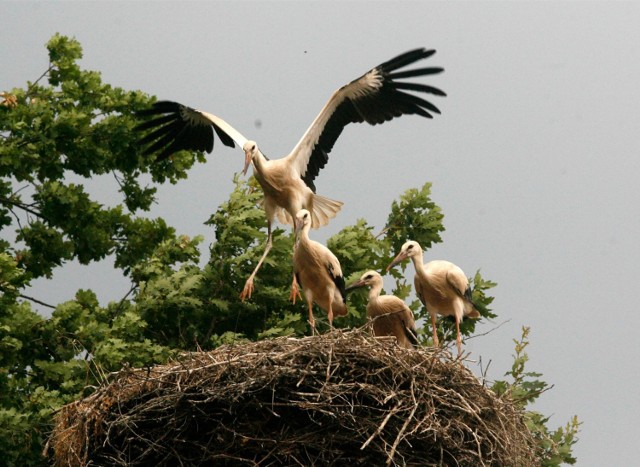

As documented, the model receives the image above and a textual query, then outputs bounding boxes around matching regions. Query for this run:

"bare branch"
[16,291,56,309]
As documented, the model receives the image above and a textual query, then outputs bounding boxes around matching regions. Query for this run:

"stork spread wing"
[136,101,248,161]
[288,48,446,190]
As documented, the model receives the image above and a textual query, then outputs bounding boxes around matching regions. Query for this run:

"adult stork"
[387,241,480,355]
[292,209,347,331]
[346,270,418,349]
[136,48,446,301]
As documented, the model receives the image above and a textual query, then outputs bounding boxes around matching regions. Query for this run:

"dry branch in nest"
[48,329,537,466]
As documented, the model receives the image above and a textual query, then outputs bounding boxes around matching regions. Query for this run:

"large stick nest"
[48,329,537,466]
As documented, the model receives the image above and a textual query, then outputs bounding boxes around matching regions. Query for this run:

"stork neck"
[410,252,426,272]
[252,150,267,171]
[368,281,383,301]
[297,224,311,246]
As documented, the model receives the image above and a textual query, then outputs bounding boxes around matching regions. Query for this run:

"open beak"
[242,150,252,176]
[386,251,408,272]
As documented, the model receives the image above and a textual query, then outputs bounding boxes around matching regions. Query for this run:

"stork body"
[387,241,480,354]
[249,151,341,230]
[137,48,446,300]
[347,270,418,349]
[292,210,347,330]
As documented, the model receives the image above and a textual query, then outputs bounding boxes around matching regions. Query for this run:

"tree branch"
[0,196,44,220]
[465,319,511,341]
[0,287,57,310]
[19,292,56,309]
[26,64,55,97]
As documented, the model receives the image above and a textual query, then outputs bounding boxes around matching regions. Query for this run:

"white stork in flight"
[346,270,418,349]
[136,48,446,301]
[387,241,480,355]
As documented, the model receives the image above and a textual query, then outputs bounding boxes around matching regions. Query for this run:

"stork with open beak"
[346,270,418,349]
[292,209,347,331]
[387,241,480,355]
[136,48,446,301]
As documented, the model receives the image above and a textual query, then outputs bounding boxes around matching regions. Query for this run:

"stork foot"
[240,278,254,302]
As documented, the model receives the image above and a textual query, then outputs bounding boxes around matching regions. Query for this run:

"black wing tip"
[334,273,347,303]
[403,320,420,348]
[136,100,182,116]
[376,48,446,121]
[380,47,438,73]
[135,99,218,160]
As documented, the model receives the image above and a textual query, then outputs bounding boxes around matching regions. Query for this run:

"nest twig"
[47,329,537,466]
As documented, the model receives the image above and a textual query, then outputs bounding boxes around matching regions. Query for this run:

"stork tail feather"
[273,194,342,228]
[310,194,343,229]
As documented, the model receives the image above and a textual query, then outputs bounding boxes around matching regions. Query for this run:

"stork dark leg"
[240,222,273,302]
[455,317,462,355]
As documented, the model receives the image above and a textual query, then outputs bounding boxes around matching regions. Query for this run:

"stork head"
[346,270,383,292]
[242,140,259,175]
[386,240,423,272]
[294,209,312,237]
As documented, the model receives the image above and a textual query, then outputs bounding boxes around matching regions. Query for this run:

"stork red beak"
[386,251,408,272]
[242,150,252,176]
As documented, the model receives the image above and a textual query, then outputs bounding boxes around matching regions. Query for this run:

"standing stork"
[136,48,446,301]
[346,270,418,349]
[387,241,480,354]
[292,209,347,331]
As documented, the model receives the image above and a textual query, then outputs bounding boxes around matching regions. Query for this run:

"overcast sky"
[4,2,640,464]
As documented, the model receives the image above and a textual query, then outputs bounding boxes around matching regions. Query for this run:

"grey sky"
[4,2,640,464]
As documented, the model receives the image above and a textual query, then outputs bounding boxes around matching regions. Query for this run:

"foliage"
[0,33,194,284]
[385,182,445,253]
[492,327,581,466]
[0,35,578,465]
[0,33,192,466]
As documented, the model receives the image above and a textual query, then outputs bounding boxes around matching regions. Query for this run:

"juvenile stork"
[136,48,446,301]
[292,209,347,331]
[346,270,418,349]
[387,241,480,355]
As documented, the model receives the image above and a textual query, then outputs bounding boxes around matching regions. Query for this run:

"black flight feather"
[135,101,234,161]
[301,48,445,189]
[403,320,420,348]
[327,262,347,304]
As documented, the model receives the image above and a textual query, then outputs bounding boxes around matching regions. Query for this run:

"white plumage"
[387,240,480,354]
[137,49,445,300]
[346,270,418,349]
[292,209,347,331]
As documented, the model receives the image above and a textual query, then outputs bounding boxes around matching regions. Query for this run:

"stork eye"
[407,244,414,250]
[365,274,373,280]
[251,144,256,151]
